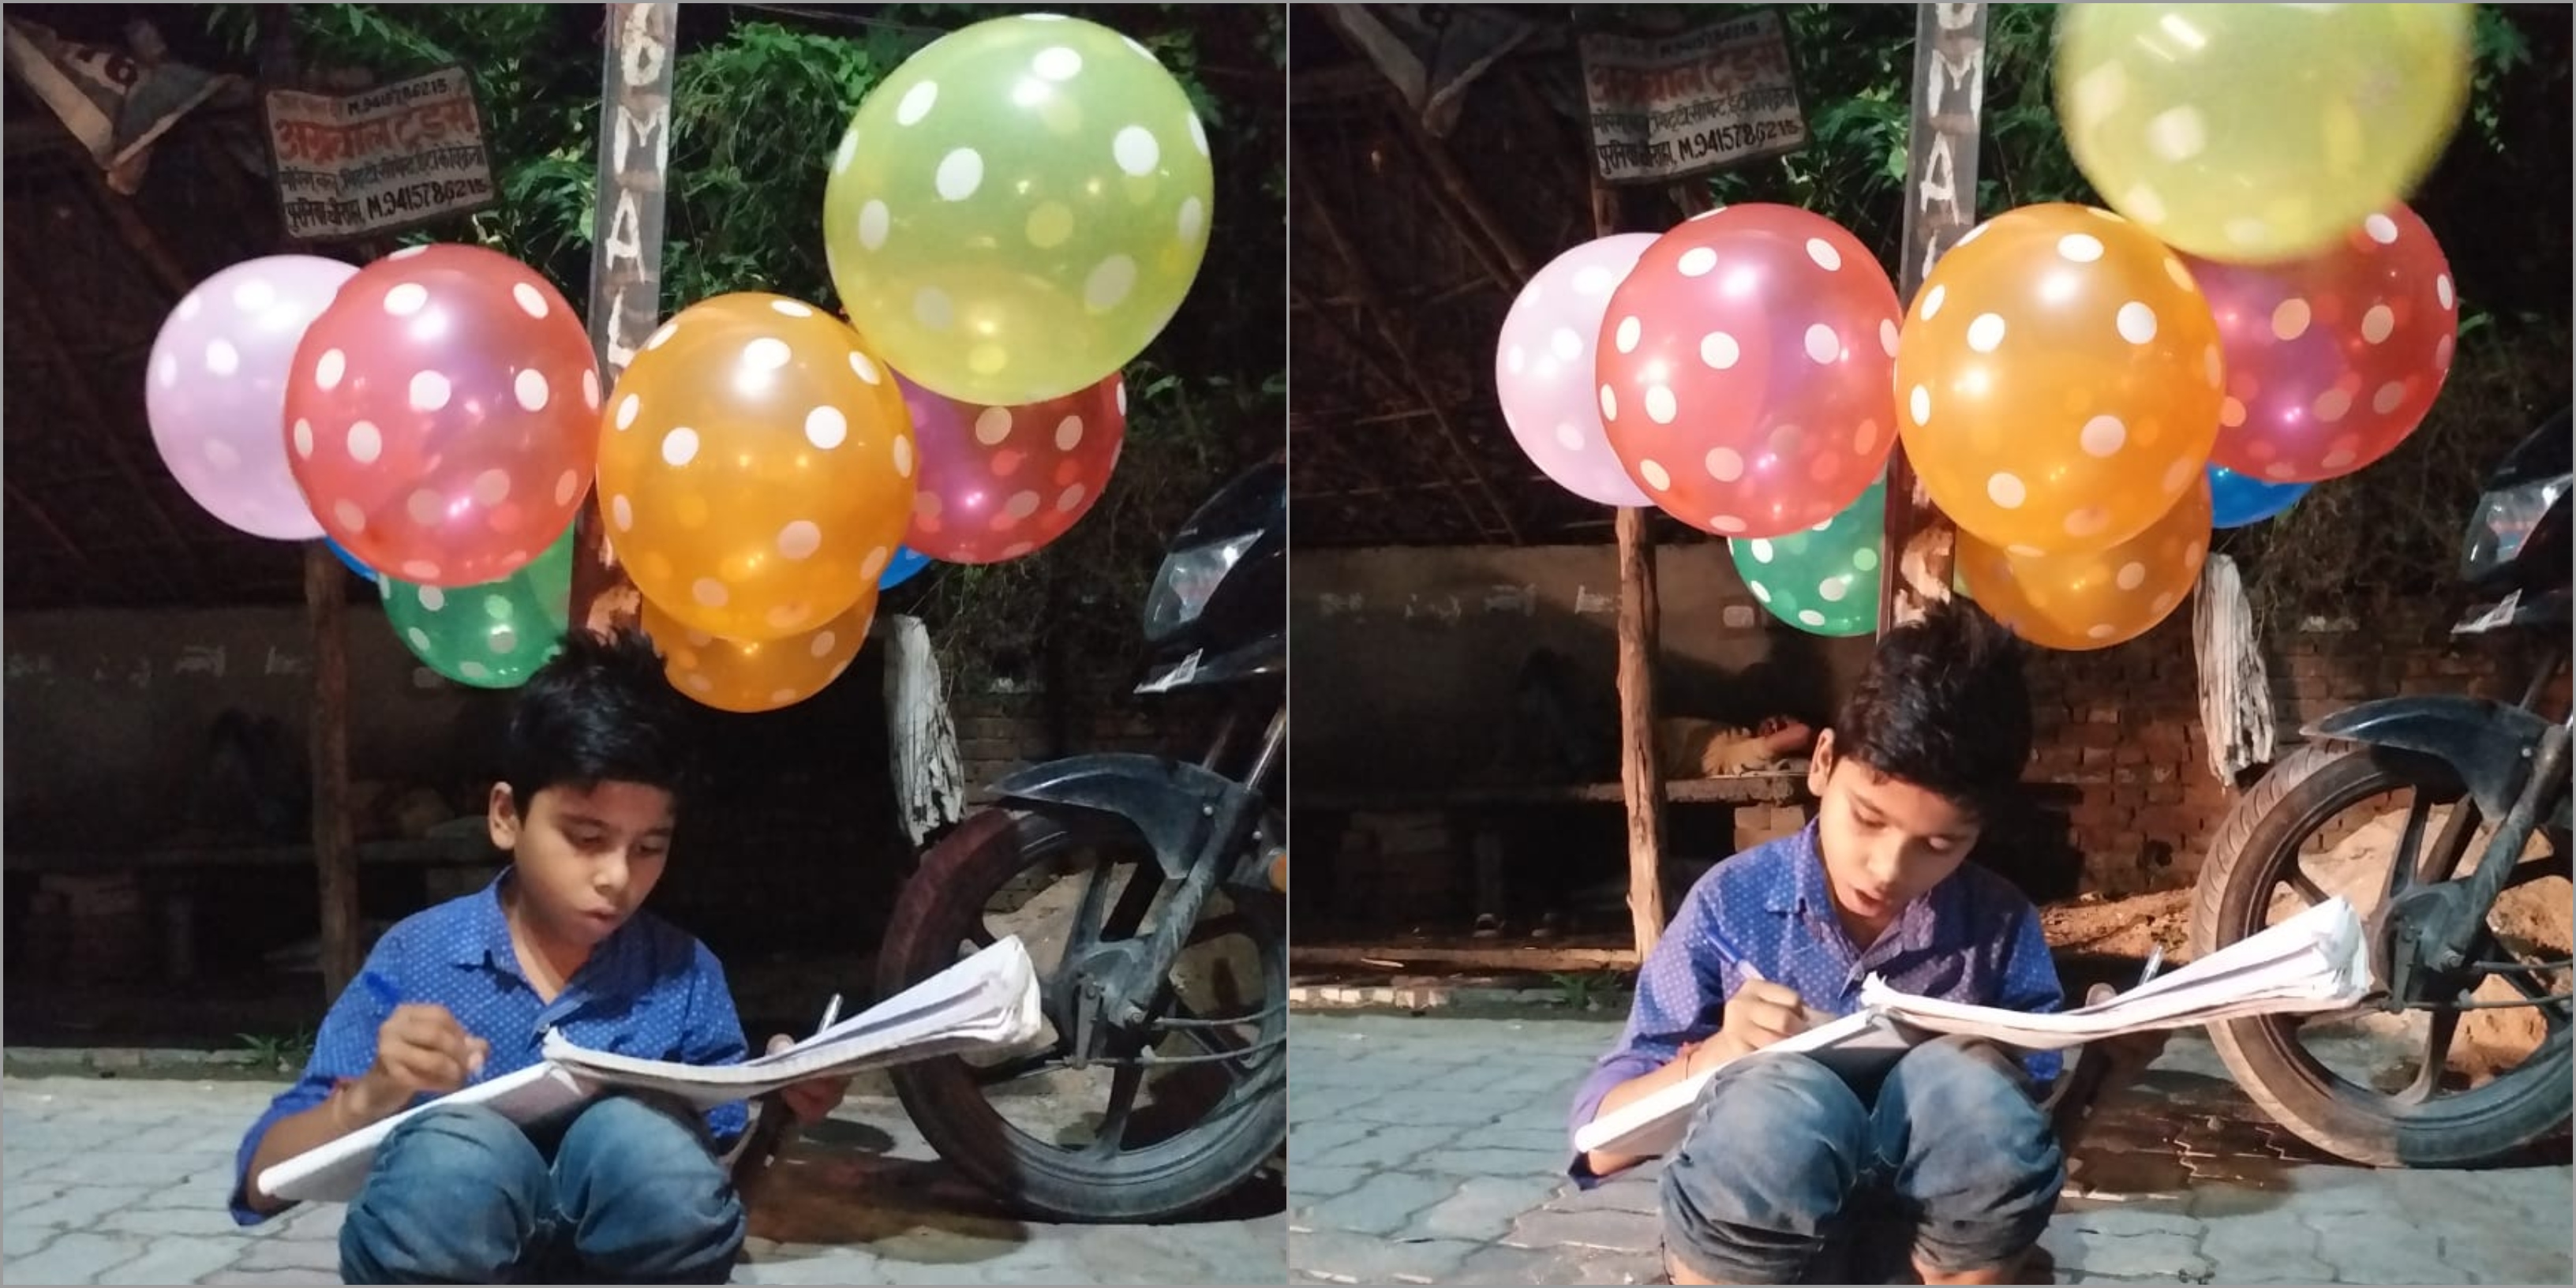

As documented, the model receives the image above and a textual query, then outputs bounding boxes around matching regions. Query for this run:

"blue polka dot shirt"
[229,871,750,1225]
[1567,823,2064,1180]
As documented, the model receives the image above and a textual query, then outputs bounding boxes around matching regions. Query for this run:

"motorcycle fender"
[2306,696,2559,821]
[990,754,1257,882]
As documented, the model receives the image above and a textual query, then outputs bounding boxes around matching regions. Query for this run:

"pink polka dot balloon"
[897,369,1124,564]
[2191,204,2458,485]
[284,244,601,588]
[1595,204,1901,539]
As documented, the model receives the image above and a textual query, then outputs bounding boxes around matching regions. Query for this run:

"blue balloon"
[880,545,933,590]
[326,537,378,582]
[2208,465,2310,529]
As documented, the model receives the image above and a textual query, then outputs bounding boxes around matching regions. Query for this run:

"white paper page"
[257,1061,596,1205]
[1570,1009,1905,1160]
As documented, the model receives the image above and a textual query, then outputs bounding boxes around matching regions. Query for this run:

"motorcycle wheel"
[2192,741,2573,1166]
[878,806,1286,1222]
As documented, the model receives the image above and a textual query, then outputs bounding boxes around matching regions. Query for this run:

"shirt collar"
[447,870,521,972]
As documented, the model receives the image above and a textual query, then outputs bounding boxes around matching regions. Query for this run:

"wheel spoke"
[1084,1061,1147,1158]
[1102,859,1163,942]
[972,1050,1066,1087]
[2398,1008,2463,1104]
[1068,853,1118,953]
[2284,868,2333,910]
[2387,796,2434,903]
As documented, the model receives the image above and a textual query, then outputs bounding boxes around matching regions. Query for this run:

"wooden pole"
[304,543,361,998]
[572,2,679,634]
[1589,176,1669,958]
[1879,3,1989,634]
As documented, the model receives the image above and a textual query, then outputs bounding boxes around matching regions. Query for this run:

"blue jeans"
[1660,1037,2064,1284]
[341,1095,746,1284]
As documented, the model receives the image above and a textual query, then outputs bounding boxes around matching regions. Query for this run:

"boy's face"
[1806,729,1981,933]
[488,778,675,947]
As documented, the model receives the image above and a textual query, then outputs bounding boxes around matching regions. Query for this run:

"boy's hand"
[1705,980,1812,1065]
[765,1034,850,1125]
[361,1004,489,1110]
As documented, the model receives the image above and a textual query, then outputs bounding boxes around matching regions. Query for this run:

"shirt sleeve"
[1995,901,2067,1085]
[678,941,753,1145]
[229,931,406,1226]
[1565,883,1731,1182]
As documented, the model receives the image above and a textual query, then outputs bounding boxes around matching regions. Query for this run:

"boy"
[230,628,848,1284]
[1568,602,2075,1286]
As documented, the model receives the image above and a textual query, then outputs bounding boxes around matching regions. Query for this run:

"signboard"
[261,66,498,242]
[1578,9,1809,185]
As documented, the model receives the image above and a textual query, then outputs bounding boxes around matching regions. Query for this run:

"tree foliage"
[203,2,1285,683]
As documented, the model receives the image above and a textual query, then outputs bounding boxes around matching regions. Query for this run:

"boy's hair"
[500,627,696,812]
[1831,598,2031,818]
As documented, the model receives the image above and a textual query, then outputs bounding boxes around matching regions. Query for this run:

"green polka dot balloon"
[381,526,574,688]
[1730,477,1886,638]
[822,13,1213,406]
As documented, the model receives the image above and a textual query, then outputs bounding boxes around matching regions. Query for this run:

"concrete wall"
[1290,543,1877,793]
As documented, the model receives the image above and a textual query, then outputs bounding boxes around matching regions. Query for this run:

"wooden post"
[304,543,361,998]
[1878,3,1989,634]
[572,2,678,634]
[1589,178,1670,959]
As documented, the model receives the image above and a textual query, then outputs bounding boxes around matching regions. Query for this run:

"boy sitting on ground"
[230,628,847,1285]
[1567,601,2144,1286]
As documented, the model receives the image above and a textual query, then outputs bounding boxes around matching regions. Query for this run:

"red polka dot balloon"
[1596,204,1901,540]
[897,369,1125,564]
[2189,204,2458,485]
[285,244,601,587]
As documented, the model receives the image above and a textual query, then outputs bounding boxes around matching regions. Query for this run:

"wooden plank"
[1296,773,1807,814]
[304,542,362,999]
[2,837,500,876]
[572,2,679,635]
[1292,943,1640,972]
[1878,2,1989,634]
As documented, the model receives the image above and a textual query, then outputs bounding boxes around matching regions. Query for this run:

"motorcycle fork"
[1094,708,1284,1032]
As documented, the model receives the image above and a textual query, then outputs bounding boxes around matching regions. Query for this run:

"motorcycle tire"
[878,806,1286,1222]
[2192,741,2573,1167]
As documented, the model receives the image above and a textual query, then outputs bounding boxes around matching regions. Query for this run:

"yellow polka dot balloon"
[642,591,874,714]
[2056,3,2470,265]
[1960,476,2212,652]
[597,293,915,644]
[1894,203,2222,558]
[823,13,1213,406]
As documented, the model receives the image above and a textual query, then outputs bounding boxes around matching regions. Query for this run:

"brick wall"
[953,678,1233,802]
[2024,604,2560,896]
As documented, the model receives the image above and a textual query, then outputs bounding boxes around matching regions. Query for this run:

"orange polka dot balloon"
[895,369,1124,564]
[642,591,874,713]
[1597,204,1902,539]
[284,244,602,587]
[1960,476,2212,652]
[1894,204,2222,558]
[598,293,915,643]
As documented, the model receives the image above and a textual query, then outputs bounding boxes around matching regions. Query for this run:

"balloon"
[822,14,1213,406]
[1894,204,2222,557]
[880,545,933,590]
[382,524,575,688]
[2191,205,2458,485]
[1961,477,2213,652]
[327,537,378,582]
[146,255,357,540]
[897,370,1122,564]
[2208,465,2309,530]
[1494,234,1658,507]
[642,591,874,714]
[1597,204,1901,539]
[285,244,600,588]
[2055,3,2471,264]
[1730,477,1885,637]
[599,293,915,642]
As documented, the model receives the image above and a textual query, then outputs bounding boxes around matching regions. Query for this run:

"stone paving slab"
[1288,1013,2575,1286]
[0,1076,1284,1285]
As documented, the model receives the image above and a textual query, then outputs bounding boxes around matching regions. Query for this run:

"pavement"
[1288,1013,2576,1285]
[0,1076,1286,1285]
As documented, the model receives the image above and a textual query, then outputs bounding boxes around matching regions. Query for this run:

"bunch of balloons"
[1489,3,2472,653]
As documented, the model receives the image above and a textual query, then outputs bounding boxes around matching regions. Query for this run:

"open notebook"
[257,935,1044,1205]
[1573,897,2372,1161]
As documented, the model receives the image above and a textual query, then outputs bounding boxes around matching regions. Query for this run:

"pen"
[2137,945,2165,990]
[735,993,844,1206]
